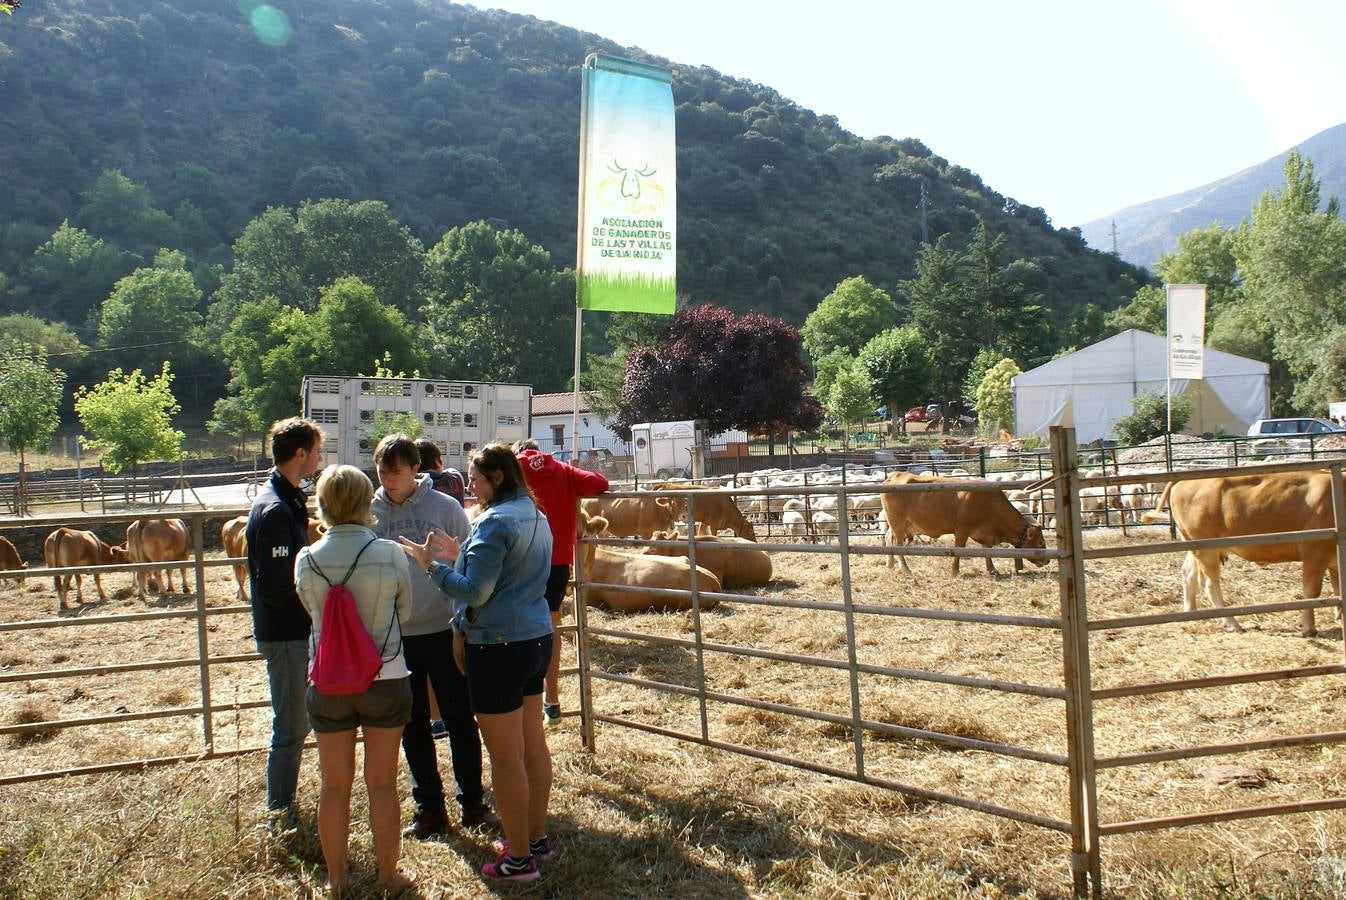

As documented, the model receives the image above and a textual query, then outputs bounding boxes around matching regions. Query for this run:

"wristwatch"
[425,561,439,576]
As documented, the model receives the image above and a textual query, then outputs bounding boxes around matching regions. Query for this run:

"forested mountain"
[1080,122,1346,269]
[0,0,1148,418]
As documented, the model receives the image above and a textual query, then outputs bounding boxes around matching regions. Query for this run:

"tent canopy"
[1012,330,1269,443]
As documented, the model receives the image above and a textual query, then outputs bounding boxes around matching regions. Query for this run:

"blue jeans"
[257,639,311,812]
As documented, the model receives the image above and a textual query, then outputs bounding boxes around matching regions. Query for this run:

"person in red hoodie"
[514,439,609,723]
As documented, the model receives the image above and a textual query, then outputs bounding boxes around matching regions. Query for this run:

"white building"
[529,392,751,458]
[1012,329,1270,443]
[529,392,628,454]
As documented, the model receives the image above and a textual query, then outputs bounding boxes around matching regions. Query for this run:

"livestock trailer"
[301,375,532,470]
[630,419,710,480]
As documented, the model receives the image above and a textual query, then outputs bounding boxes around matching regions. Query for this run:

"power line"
[43,339,194,358]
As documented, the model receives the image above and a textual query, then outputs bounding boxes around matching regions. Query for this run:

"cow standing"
[879,472,1046,576]
[221,515,249,601]
[581,495,679,539]
[126,518,191,601]
[43,528,130,610]
[1143,472,1340,636]
[0,535,26,585]
[649,483,758,541]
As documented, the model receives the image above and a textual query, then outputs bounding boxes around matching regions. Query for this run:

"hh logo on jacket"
[271,546,290,558]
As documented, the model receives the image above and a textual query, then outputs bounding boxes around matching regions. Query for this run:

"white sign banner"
[1167,283,1206,380]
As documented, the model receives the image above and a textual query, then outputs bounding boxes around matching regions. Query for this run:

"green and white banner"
[577,54,676,314]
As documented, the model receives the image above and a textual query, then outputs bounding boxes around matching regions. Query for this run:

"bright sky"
[483,0,1346,227]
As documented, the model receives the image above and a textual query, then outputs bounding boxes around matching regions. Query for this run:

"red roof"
[531,391,598,416]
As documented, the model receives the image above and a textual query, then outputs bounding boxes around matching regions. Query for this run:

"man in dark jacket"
[246,417,324,819]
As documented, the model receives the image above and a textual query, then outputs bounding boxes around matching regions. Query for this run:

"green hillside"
[0,0,1149,407]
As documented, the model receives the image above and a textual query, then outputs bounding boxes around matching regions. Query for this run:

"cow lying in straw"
[577,514,721,613]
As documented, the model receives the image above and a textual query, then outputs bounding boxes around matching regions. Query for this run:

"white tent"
[1012,330,1270,443]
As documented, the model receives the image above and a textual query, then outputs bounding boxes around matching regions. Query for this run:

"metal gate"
[570,426,1346,897]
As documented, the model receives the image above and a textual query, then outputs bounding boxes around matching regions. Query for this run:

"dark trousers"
[401,630,483,813]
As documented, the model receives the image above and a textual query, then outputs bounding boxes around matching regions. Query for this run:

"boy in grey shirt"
[371,434,488,837]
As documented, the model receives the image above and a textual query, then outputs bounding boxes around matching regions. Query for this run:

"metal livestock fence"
[0,506,584,786]
[570,426,1346,898]
[3,427,1346,897]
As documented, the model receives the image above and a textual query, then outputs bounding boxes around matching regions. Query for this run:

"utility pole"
[1109,219,1119,256]
[919,180,930,244]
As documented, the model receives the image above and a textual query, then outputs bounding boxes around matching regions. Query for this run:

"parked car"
[1246,417,1345,457]
[552,446,624,476]
[903,405,929,423]
[1246,417,1344,437]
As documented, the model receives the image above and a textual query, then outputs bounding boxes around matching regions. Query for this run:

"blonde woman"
[295,465,414,896]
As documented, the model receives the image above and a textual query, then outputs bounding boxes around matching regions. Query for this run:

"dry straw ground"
[2,523,1346,898]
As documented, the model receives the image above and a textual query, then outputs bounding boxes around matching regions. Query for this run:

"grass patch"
[9,701,59,746]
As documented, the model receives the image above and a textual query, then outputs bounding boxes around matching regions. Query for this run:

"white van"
[1246,417,1343,437]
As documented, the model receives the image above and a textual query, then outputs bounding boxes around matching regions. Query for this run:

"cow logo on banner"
[577,54,676,314]
[1166,283,1206,380]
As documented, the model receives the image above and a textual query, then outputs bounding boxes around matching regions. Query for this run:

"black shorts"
[465,635,552,715]
[544,564,570,613]
[306,677,412,733]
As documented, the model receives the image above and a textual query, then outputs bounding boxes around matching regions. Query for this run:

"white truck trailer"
[301,375,532,470]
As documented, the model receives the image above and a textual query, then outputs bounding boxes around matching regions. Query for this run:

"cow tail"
[50,529,66,591]
[1140,482,1174,524]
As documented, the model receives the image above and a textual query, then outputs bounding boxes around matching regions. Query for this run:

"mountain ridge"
[0,0,1147,383]
[1079,122,1346,268]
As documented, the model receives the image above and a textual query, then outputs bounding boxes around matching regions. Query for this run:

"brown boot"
[402,807,448,839]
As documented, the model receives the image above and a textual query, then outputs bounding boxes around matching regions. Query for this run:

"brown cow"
[580,495,679,539]
[126,518,191,600]
[43,528,130,610]
[643,529,772,588]
[220,517,323,602]
[880,472,1047,576]
[649,482,757,541]
[577,514,721,612]
[0,535,26,586]
[1142,472,1340,636]
[221,516,249,601]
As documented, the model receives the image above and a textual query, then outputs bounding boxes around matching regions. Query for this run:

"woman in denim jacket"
[401,442,555,882]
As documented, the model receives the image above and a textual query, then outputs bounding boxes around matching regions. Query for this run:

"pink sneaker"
[481,848,539,881]
[492,835,558,861]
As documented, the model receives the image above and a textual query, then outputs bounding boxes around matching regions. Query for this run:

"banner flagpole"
[1165,284,1172,435]
[572,54,595,461]
[572,53,596,754]
[572,53,677,751]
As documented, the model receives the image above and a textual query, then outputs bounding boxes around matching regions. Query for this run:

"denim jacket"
[427,492,553,645]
